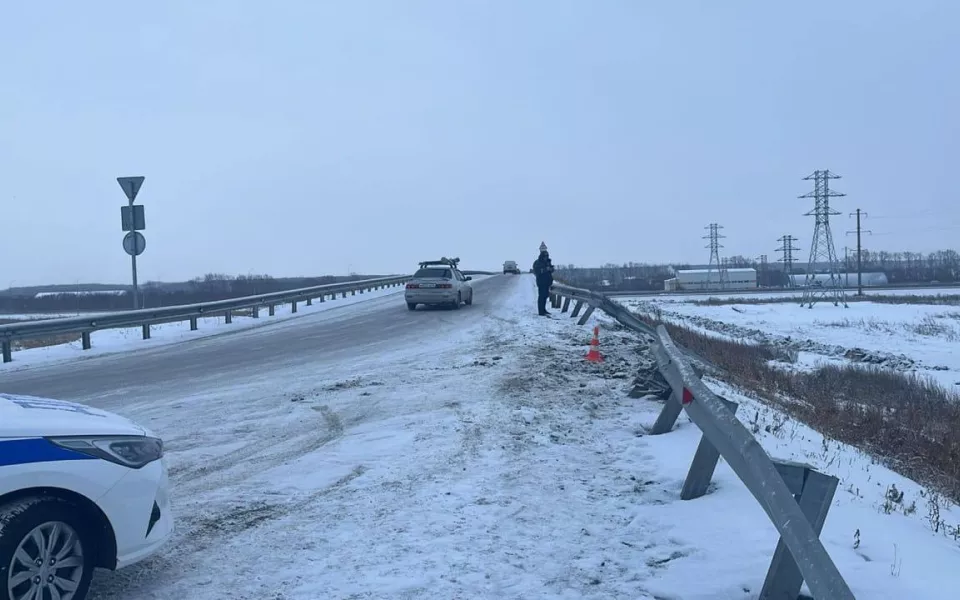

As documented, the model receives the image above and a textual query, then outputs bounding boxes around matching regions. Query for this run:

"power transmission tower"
[799,170,848,308]
[703,223,725,290]
[756,254,768,287]
[776,235,800,287]
[846,209,871,297]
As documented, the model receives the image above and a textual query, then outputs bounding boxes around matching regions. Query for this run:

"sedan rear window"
[414,268,452,278]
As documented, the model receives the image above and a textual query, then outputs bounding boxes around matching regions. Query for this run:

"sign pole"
[117,176,147,310]
[129,194,139,309]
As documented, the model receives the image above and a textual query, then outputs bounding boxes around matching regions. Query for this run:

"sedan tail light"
[406,283,419,289]
[437,283,452,289]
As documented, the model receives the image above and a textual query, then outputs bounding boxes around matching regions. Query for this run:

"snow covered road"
[0,275,508,402]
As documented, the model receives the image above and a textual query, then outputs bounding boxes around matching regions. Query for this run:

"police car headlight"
[48,435,164,469]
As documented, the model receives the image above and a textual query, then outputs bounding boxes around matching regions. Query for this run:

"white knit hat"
[539,241,548,253]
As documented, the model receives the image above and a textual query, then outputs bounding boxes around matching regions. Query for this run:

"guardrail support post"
[576,305,595,326]
[190,317,198,330]
[142,324,151,340]
[268,305,275,316]
[306,297,313,306]
[571,300,584,318]
[680,396,739,500]
[224,311,232,324]
[342,291,347,299]
[561,297,571,313]
[2,341,11,363]
[81,332,91,350]
[319,294,325,303]
[251,306,259,318]
[760,461,840,600]
[650,390,684,435]
[351,290,356,296]
[291,301,298,313]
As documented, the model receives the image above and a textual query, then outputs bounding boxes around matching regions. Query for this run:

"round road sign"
[123,231,146,256]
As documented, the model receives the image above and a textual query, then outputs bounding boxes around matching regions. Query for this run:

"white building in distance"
[664,268,758,291]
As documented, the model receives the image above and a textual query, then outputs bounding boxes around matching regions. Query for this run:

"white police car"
[0,393,173,600]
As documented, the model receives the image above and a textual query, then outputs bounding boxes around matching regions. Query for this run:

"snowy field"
[0,282,428,370]
[617,289,960,391]
[631,285,960,304]
[50,276,959,599]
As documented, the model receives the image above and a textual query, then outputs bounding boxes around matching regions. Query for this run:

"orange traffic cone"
[586,325,603,362]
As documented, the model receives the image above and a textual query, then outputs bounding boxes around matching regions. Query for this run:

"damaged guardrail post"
[761,461,841,600]
[653,327,854,600]
[571,299,584,318]
[649,391,684,435]
[680,396,739,500]
[576,304,595,325]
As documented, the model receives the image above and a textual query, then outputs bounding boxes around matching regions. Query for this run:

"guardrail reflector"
[682,387,694,405]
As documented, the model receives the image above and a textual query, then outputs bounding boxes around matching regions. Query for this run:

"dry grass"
[635,311,960,502]
[0,317,83,350]
[14,334,83,350]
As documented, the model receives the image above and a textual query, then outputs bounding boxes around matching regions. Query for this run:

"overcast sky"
[2,1,957,286]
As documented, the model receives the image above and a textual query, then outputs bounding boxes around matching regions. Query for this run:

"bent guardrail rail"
[0,275,411,363]
[549,282,855,600]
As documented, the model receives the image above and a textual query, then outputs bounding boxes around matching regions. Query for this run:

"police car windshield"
[415,268,452,279]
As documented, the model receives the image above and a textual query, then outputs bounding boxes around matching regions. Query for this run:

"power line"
[869,225,960,236]
[865,209,938,220]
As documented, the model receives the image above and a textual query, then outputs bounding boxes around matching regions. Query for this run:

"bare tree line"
[0,272,381,314]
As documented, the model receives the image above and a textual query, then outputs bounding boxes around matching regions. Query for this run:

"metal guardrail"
[549,282,855,599]
[0,275,411,363]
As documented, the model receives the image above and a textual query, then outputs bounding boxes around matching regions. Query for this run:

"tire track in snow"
[88,400,363,600]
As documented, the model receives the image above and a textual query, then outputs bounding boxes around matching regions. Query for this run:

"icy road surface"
[3,275,957,599]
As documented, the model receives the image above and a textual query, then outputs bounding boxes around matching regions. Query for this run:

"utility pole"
[846,209,871,296]
[776,235,800,287]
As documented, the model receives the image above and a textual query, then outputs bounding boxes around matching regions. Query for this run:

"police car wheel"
[0,497,95,600]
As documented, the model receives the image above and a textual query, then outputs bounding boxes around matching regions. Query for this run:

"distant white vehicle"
[0,393,173,600]
[502,260,521,275]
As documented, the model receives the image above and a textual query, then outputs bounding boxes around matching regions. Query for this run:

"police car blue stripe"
[0,437,97,467]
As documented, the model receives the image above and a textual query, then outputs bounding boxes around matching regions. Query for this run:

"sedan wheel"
[1,499,93,600]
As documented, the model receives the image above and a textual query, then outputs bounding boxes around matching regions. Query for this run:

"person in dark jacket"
[532,246,555,316]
